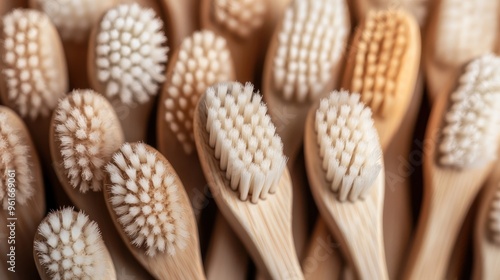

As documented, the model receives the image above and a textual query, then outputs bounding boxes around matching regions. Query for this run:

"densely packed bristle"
[272,0,349,102]
[315,90,382,202]
[54,90,123,193]
[34,207,107,280]
[95,4,168,105]
[489,185,500,245]
[212,0,265,38]
[164,30,233,155]
[105,143,188,257]
[33,0,114,42]
[205,82,287,203]
[1,9,66,119]
[0,110,34,209]
[438,54,500,169]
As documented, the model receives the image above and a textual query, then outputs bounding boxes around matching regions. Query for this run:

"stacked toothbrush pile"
[0,0,499,279]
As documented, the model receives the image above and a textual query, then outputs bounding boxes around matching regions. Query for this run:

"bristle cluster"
[106,143,188,257]
[438,54,500,168]
[489,184,500,245]
[1,9,66,119]
[34,208,106,280]
[95,4,168,105]
[0,111,34,209]
[272,0,349,102]
[205,82,287,203]
[349,10,409,116]
[315,90,382,202]
[54,90,123,193]
[164,30,233,155]
[213,0,265,38]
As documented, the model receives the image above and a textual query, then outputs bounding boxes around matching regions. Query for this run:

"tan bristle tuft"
[315,90,382,202]
[164,30,233,155]
[95,3,168,105]
[54,89,123,193]
[213,0,266,38]
[34,207,107,280]
[1,9,67,119]
[205,82,287,203]
[489,184,500,245]
[105,143,188,257]
[272,0,349,102]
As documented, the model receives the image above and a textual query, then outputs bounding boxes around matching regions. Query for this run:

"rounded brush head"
[34,207,108,280]
[91,3,168,105]
[489,186,500,245]
[163,30,233,155]
[52,89,124,193]
[0,9,67,119]
[212,0,266,38]
[205,82,287,203]
[105,142,189,257]
[438,54,500,169]
[314,90,382,202]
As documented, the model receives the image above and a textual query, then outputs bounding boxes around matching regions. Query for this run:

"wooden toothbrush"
[403,53,500,279]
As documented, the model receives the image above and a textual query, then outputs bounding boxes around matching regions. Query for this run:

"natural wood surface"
[158,0,200,50]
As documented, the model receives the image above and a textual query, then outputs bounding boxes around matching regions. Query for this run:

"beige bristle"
[438,54,500,169]
[315,90,382,202]
[164,30,233,155]
[213,0,265,38]
[95,3,168,105]
[272,0,349,102]
[1,9,67,119]
[489,185,500,245]
[34,207,107,280]
[54,89,123,193]
[105,143,188,257]
[205,82,287,203]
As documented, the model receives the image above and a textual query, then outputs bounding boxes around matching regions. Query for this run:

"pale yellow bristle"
[213,0,265,38]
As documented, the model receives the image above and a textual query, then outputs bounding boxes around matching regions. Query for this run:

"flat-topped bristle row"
[95,3,168,105]
[164,30,233,155]
[439,54,500,169]
[54,90,123,193]
[489,185,500,245]
[272,0,349,102]
[315,90,382,202]
[105,143,188,257]
[213,0,265,38]
[205,82,287,203]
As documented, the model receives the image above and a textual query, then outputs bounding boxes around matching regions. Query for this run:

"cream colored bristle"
[205,82,287,203]
[34,207,107,280]
[213,0,265,38]
[438,54,500,168]
[489,185,500,245]
[164,30,233,155]
[315,90,382,202]
[272,0,349,102]
[95,3,168,105]
[105,143,188,257]
[54,89,123,193]
[1,9,66,119]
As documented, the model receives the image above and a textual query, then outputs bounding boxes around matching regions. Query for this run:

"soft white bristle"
[272,0,349,102]
[105,143,188,257]
[489,185,500,245]
[438,54,500,169]
[95,4,168,105]
[54,90,123,193]
[205,82,287,203]
[34,207,107,280]
[0,111,34,209]
[213,0,265,38]
[315,90,382,202]
[1,9,66,119]
[34,0,114,42]
[164,30,233,155]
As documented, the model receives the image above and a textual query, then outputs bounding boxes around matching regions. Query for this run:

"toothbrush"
[403,53,500,279]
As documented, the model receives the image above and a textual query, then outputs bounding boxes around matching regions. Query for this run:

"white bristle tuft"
[105,143,188,257]
[34,207,107,280]
[205,82,287,203]
[1,9,66,119]
[438,54,500,169]
[489,184,500,245]
[272,0,349,102]
[315,90,382,202]
[213,0,266,38]
[0,111,34,209]
[164,30,233,155]
[95,4,169,105]
[54,90,123,193]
